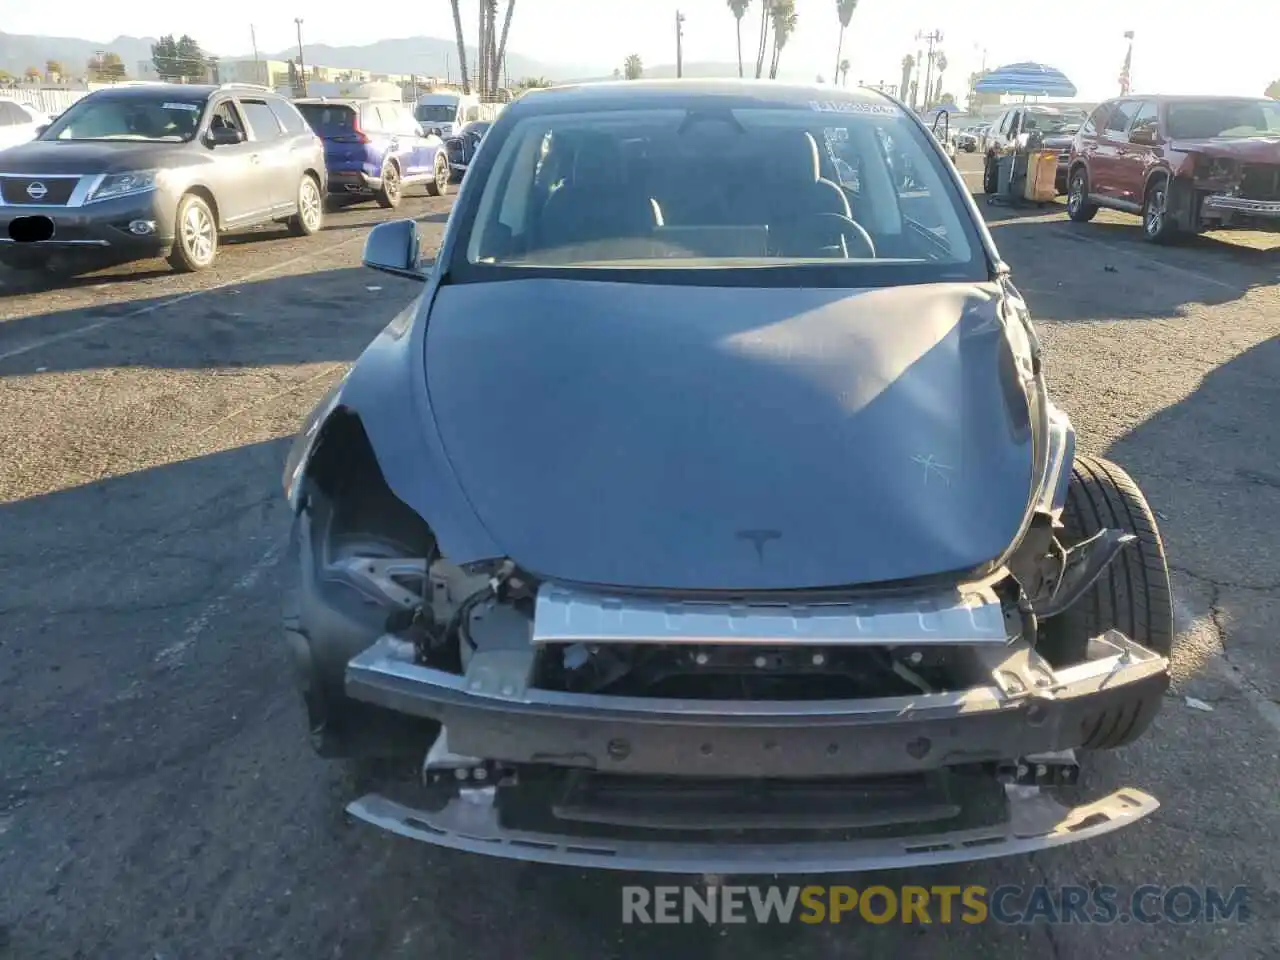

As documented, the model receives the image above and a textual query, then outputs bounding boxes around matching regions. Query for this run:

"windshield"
[297,103,356,137]
[42,95,206,142]
[1166,100,1280,139]
[462,103,980,278]
[415,103,457,123]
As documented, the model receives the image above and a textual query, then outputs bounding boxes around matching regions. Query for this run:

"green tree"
[1266,79,1280,99]
[933,52,948,108]
[516,76,550,89]
[448,0,470,94]
[727,0,751,78]
[839,58,850,87]
[87,51,126,83]
[175,35,206,80]
[0,70,14,85]
[754,0,771,79]
[151,35,182,81]
[833,0,859,88]
[24,66,41,81]
[623,54,643,80]
[768,0,797,80]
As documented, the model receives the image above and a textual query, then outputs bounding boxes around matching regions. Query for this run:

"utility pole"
[915,28,943,111]
[675,11,686,79]
[294,18,307,96]
[250,25,260,67]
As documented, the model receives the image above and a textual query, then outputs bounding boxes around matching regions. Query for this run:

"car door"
[236,97,293,215]
[1121,100,1162,206]
[201,98,273,226]
[1091,99,1139,205]
[389,104,428,180]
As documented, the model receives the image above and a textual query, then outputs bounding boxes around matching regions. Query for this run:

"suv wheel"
[426,153,451,198]
[167,193,218,272]
[375,162,401,208]
[288,175,324,237]
[1066,168,1099,222]
[1142,177,1178,244]
[982,155,998,194]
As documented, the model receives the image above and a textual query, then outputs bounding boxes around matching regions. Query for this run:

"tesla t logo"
[26,181,48,200]
[736,529,782,563]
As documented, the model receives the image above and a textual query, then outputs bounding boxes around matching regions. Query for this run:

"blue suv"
[295,98,450,208]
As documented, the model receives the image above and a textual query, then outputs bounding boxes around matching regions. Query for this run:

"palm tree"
[839,58,850,87]
[898,54,914,103]
[768,0,797,79]
[449,0,470,94]
[624,54,643,80]
[494,1,516,94]
[754,0,771,79]
[934,52,948,103]
[833,0,858,86]
[727,0,751,78]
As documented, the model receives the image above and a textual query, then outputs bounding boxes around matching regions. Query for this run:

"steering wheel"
[808,212,877,259]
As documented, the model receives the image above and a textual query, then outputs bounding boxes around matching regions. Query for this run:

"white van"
[414,92,502,137]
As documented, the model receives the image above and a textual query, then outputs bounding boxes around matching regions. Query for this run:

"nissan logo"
[25,181,48,201]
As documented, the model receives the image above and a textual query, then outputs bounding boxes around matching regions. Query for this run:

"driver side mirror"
[1129,127,1158,146]
[363,219,426,281]
[427,126,444,138]
[207,125,245,146]
[34,124,49,137]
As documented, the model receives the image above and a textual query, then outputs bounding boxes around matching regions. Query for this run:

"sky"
[7,0,1279,102]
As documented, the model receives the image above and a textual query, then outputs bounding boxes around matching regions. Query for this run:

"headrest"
[766,130,821,185]
[572,134,625,188]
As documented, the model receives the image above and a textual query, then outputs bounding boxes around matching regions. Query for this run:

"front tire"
[167,193,218,272]
[288,174,324,237]
[1066,168,1099,222]
[426,152,451,198]
[375,161,402,209]
[1039,456,1174,749]
[1142,176,1179,244]
[982,155,998,194]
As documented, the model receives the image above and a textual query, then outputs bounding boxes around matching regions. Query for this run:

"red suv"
[1066,95,1280,242]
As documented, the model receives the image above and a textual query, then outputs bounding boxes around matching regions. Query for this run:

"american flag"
[1119,31,1134,94]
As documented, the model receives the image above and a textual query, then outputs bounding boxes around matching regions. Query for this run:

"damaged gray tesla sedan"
[281,80,1174,873]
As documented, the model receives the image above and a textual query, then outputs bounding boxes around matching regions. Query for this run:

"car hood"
[423,279,1037,591]
[1169,137,1280,163]
[0,139,197,175]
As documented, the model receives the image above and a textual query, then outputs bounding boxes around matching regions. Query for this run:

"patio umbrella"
[974,62,1077,98]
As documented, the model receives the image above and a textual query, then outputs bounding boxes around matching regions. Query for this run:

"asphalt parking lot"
[1,160,1279,959]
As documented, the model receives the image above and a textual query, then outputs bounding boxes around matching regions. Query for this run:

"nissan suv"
[0,82,327,275]
[1066,95,1280,242]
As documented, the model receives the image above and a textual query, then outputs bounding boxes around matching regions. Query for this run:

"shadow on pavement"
[0,266,424,376]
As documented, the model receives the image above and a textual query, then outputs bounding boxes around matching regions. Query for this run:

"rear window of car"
[459,103,983,284]
[297,103,357,137]
[269,99,309,135]
[1165,99,1280,139]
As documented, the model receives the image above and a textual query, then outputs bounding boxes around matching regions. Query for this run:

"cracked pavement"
[0,155,1278,958]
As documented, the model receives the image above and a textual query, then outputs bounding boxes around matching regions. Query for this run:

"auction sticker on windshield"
[163,102,201,111]
[809,100,900,116]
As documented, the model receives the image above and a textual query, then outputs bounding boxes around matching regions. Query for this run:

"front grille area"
[1239,164,1280,202]
[0,176,79,205]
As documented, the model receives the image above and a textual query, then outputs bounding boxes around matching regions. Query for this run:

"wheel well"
[303,168,322,187]
[1143,169,1170,197]
[1067,160,1086,181]
[384,156,401,175]
[184,185,220,230]
[303,407,434,552]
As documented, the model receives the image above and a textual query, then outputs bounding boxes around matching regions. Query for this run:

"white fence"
[0,87,89,116]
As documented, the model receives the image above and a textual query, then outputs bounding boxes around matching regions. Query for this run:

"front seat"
[535,135,658,252]
[761,130,852,255]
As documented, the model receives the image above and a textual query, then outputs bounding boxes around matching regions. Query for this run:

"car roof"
[506,78,900,116]
[85,82,221,100]
[1106,93,1274,104]
[294,98,401,107]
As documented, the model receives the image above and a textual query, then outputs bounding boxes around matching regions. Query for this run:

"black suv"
[0,82,327,275]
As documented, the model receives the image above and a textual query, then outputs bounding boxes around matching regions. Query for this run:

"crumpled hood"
[0,139,199,175]
[1169,137,1280,163]
[424,279,1037,590]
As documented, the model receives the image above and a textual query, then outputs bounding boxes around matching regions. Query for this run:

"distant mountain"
[0,31,159,76]
[0,30,609,84]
